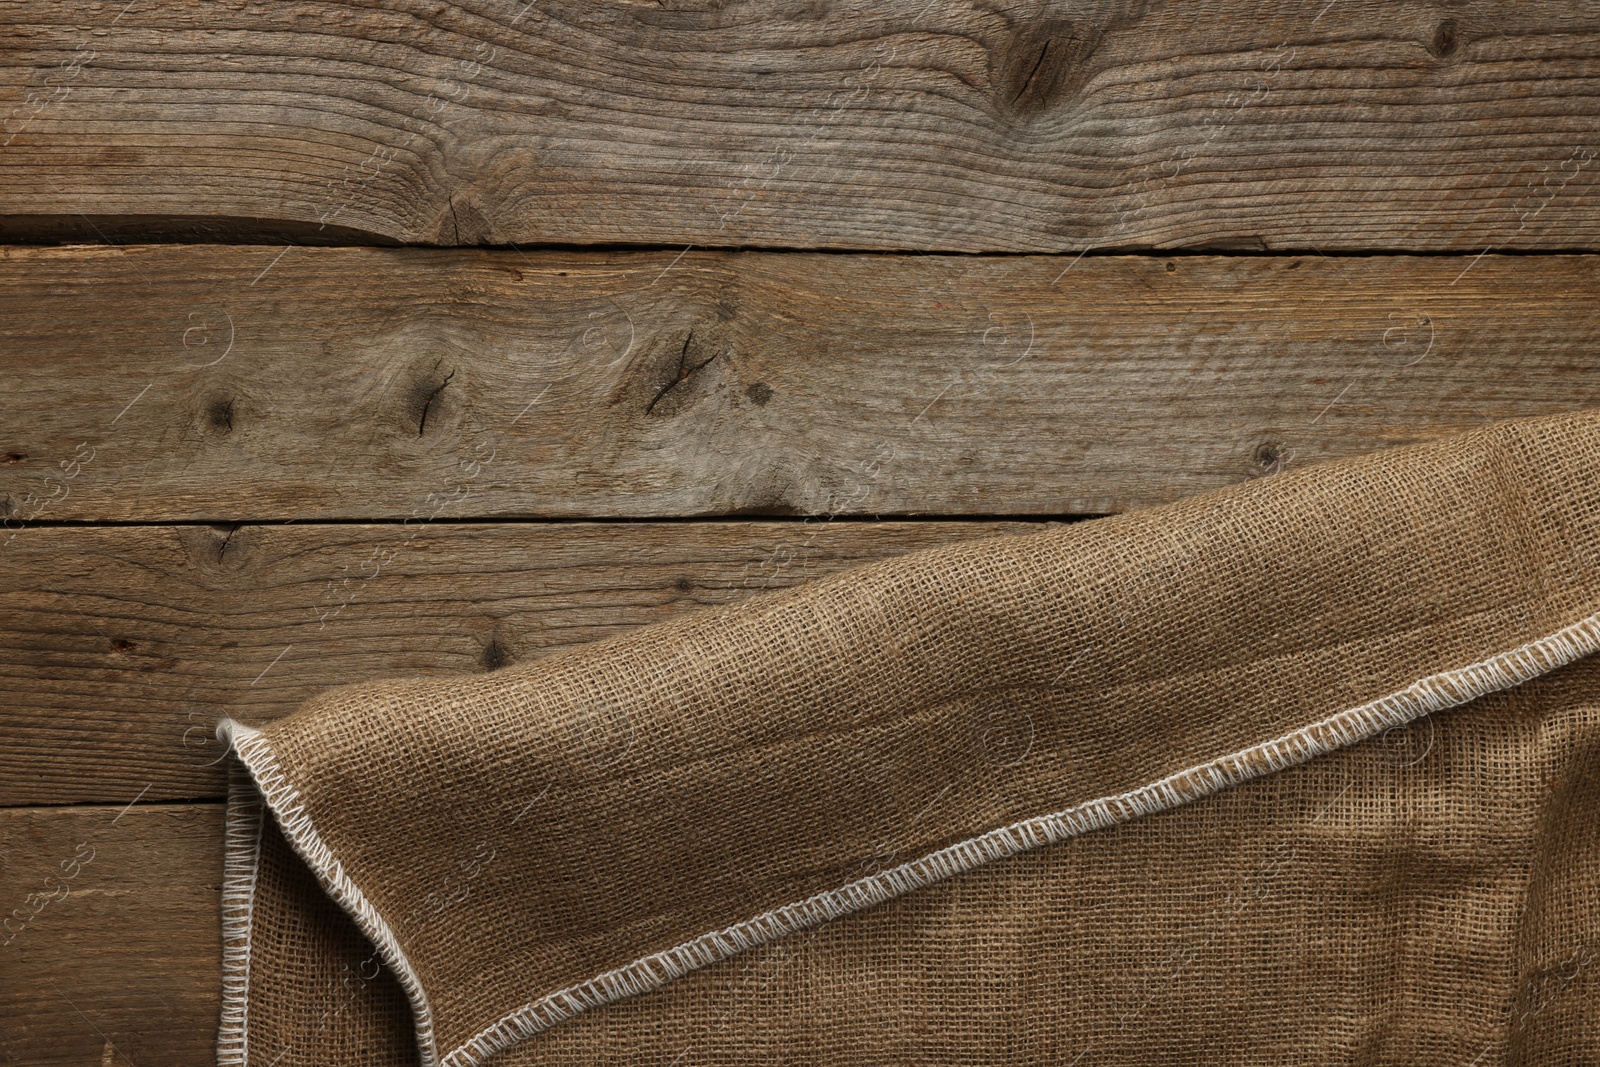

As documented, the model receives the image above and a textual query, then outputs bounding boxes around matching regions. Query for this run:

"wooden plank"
[0,803,220,1067]
[5,246,1600,526]
[1,2,1598,251]
[0,519,1044,807]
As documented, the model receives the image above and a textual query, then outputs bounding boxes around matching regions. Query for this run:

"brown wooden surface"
[6,247,1600,526]
[0,519,1046,807]
[3,2,1600,251]
[0,803,221,1067]
[8,1,1600,1057]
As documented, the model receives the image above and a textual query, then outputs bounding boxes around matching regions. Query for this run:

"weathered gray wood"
[5,246,1600,526]
[0,803,221,1067]
[1,2,1599,250]
[0,519,1045,806]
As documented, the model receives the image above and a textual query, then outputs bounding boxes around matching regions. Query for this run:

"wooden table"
[4,2,1600,1062]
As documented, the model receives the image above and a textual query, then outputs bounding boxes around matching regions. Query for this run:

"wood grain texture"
[0,803,221,1067]
[2,1,1600,250]
[6,245,1600,526]
[0,519,1045,807]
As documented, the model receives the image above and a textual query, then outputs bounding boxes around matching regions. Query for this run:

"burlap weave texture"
[219,408,1600,1066]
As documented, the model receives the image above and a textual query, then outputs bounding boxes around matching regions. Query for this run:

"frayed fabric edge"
[216,719,441,1067]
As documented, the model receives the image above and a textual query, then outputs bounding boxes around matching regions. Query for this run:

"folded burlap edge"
[217,723,432,1065]
[212,410,1600,1067]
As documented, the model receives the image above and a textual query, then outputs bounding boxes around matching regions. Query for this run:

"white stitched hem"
[217,759,264,1067]
[217,719,441,1067]
[439,609,1600,1067]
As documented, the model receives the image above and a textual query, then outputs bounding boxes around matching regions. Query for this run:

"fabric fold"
[218,408,1600,1067]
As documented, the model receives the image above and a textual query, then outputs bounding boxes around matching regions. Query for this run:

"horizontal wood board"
[5,247,1600,525]
[0,803,222,1067]
[2,1,1600,249]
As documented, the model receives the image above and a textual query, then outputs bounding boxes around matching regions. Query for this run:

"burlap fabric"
[217,408,1600,1066]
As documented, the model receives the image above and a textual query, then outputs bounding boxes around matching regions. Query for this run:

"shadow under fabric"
[216,408,1600,1067]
